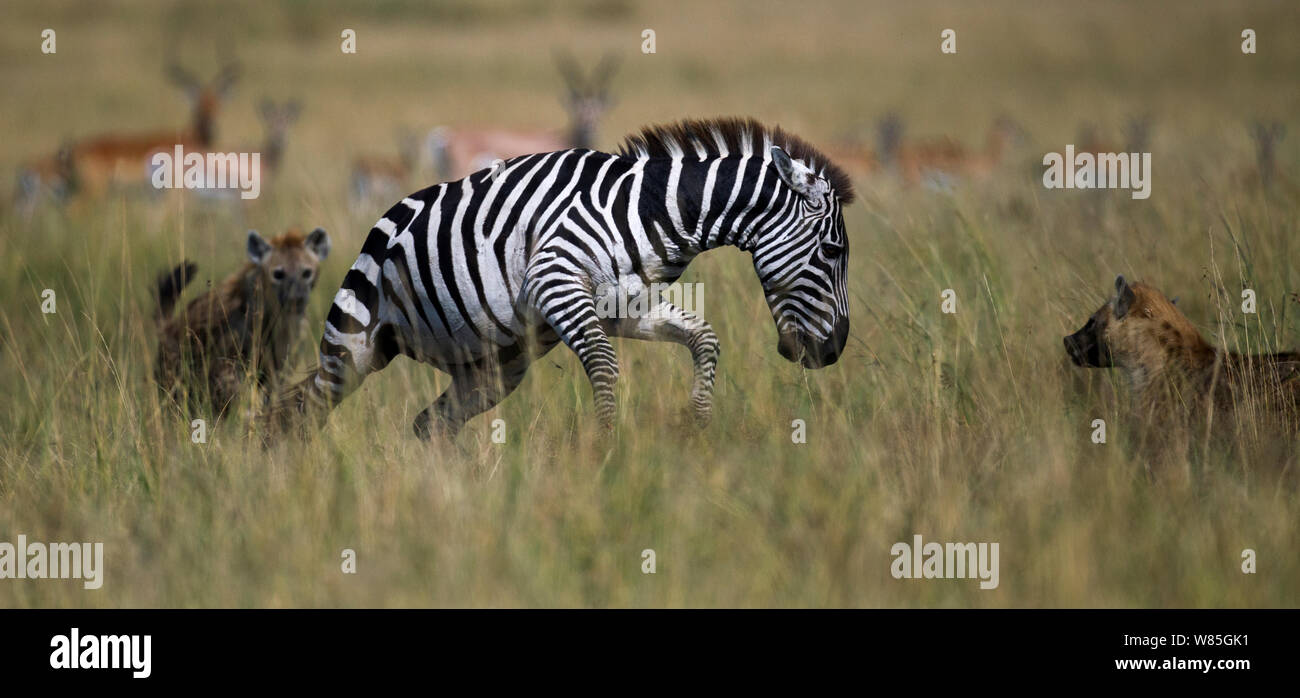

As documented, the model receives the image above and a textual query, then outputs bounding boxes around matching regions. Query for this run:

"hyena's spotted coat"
[154,227,330,417]
[1065,275,1300,422]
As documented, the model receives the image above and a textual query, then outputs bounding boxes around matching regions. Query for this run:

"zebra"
[267,117,854,440]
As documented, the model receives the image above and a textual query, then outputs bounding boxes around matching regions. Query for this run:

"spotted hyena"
[155,227,331,417]
[1065,275,1300,422]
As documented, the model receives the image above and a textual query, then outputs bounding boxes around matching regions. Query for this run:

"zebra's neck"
[637,155,782,265]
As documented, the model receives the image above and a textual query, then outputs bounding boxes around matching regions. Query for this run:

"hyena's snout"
[1064,318,1111,368]
[1063,333,1087,366]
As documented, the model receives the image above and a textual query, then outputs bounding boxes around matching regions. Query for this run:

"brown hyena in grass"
[1065,275,1300,472]
[154,227,331,419]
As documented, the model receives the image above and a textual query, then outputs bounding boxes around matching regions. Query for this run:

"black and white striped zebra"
[270,117,854,439]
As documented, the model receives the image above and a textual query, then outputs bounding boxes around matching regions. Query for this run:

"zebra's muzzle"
[777,327,805,364]
[778,317,847,369]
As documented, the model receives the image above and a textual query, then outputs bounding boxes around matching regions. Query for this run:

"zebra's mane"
[616,117,855,204]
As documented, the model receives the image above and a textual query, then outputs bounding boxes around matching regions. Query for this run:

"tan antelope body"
[428,125,572,180]
[14,143,76,214]
[180,98,301,202]
[823,136,882,178]
[429,54,618,181]
[1074,116,1152,157]
[251,98,301,178]
[349,129,422,205]
[819,115,906,180]
[1235,120,1295,194]
[71,61,239,196]
[883,115,1025,188]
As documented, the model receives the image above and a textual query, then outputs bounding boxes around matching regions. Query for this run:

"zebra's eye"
[272,268,286,280]
[820,241,844,260]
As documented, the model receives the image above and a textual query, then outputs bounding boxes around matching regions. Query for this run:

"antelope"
[168,97,301,202]
[254,98,301,178]
[1075,115,1152,156]
[71,60,239,195]
[823,139,880,177]
[429,54,619,181]
[885,114,1026,188]
[823,112,909,179]
[1235,120,1293,193]
[824,119,894,178]
[1070,117,1154,220]
[14,142,77,214]
[349,128,422,206]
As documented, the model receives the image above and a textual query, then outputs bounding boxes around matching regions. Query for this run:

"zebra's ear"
[247,230,272,265]
[306,227,331,260]
[770,146,821,199]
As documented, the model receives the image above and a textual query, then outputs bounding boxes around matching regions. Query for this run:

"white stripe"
[331,287,370,327]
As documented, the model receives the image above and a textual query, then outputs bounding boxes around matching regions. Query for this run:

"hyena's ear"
[247,230,272,265]
[305,227,331,260]
[1113,275,1137,319]
[770,146,827,199]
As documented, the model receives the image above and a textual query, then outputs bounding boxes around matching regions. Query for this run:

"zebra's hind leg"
[610,301,719,427]
[262,324,400,440]
[412,351,532,441]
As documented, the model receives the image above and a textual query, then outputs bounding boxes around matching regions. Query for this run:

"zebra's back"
[330,148,630,367]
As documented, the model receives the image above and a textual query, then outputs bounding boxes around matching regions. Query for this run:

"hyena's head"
[1064,275,1192,377]
[247,227,331,314]
[761,146,852,369]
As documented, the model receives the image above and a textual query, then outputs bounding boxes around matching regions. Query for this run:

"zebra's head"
[758,146,850,369]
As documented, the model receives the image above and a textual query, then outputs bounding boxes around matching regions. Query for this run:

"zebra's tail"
[259,216,403,444]
[155,261,197,323]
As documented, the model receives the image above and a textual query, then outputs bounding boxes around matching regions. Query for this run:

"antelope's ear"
[1113,275,1137,319]
[770,146,825,199]
[247,230,272,265]
[166,63,201,102]
[305,227,331,260]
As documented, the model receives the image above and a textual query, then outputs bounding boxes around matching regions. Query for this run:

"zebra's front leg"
[611,301,719,427]
[527,278,620,429]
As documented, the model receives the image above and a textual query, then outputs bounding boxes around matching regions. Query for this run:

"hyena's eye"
[272,268,286,280]
[301,269,313,280]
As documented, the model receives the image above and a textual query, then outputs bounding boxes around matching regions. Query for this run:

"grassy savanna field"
[1,0,1298,607]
